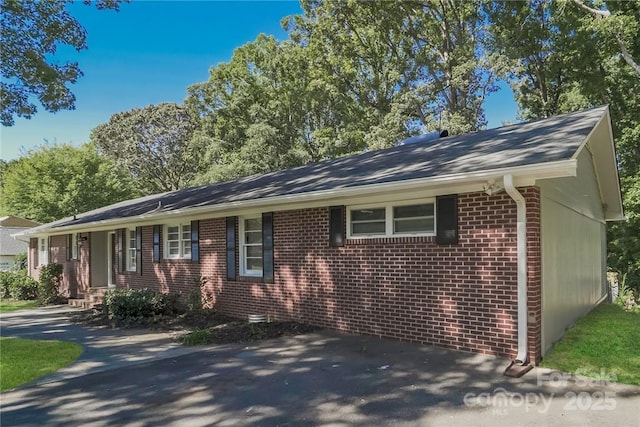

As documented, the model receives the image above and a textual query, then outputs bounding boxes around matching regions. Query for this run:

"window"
[348,200,435,238]
[71,233,79,260]
[127,229,137,271]
[240,216,262,276]
[350,207,386,235]
[39,237,48,266]
[165,223,191,259]
[393,203,434,234]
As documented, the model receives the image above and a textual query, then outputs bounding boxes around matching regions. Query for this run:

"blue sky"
[0,1,518,161]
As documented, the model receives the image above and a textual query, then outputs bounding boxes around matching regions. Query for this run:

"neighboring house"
[17,106,623,365]
[0,216,40,271]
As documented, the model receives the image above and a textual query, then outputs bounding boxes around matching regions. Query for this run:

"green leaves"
[188,1,500,182]
[0,0,122,126]
[187,34,367,182]
[91,103,204,194]
[489,0,640,288]
[0,143,137,223]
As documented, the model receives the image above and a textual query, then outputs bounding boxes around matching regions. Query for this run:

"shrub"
[102,288,183,320]
[0,271,11,299]
[182,328,212,346]
[13,252,28,271]
[615,284,640,313]
[0,270,38,300]
[38,263,64,304]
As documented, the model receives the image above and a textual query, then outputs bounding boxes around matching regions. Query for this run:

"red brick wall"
[27,238,38,280]
[217,190,542,361]
[29,234,91,298]
[524,187,542,364]
[48,235,68,295]
[38,188,544,362]
[116,225,208,294]
[28,238,38,280]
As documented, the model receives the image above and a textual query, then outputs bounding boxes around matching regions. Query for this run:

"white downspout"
[503,174,528,364]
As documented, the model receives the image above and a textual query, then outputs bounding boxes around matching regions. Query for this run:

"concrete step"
[68,298,93,309]
[68,287,112,309]
[87,287,109,305]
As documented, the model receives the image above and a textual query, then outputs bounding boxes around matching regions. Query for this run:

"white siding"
[539,149,607,355]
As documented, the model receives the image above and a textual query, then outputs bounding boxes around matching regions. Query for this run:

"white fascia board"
[18,160,577,237]
[572,107,624,220]
[570,106,609,161]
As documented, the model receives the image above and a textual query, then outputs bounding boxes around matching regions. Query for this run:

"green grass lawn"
[540,303,640,386]
[0,338,83,391]
[0,299,38,313]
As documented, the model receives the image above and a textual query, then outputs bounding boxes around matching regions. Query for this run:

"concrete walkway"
[1,306,639,426]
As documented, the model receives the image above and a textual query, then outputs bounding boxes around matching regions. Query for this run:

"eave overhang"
[15,159,578,238]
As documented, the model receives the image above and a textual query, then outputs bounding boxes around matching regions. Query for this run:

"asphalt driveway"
[1,306,639,426]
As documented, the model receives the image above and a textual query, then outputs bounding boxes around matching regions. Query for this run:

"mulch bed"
[202,321,320,344]
[68,308,321,344]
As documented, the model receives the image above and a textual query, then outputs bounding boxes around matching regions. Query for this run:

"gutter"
[503,174,533,377]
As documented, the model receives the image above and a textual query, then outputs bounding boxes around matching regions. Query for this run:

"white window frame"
[164,223,191,259]
[239,216,263,277]
[126,229,137,271]
[39,237,49,266]
[347,199,436,239]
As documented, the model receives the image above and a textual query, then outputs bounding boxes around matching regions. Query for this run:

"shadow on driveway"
[2,307,640,426]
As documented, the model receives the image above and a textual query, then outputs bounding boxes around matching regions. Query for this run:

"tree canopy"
[488,0,640,287]
[91,102,206,193]
[187,0,502,182]
[0,0,122,126]
[0,143,138,223]
[4,0,639,288]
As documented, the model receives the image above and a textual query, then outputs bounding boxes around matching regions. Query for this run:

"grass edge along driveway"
[540,303,640,386]
[0,299,38,313]
[0,337,83,391]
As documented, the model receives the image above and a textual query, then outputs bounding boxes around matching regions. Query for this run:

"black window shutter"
[226,217,236,280]
[136,226,142,275]
[153,225,161,263]
[436,195,458,245]
[262,212,274,284]
[116,229,124,273]
[191,220,200,262]
[329,206,345,247]
[121,229,128,273]
[67,234,73,260]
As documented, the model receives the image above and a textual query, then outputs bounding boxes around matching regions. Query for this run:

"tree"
[572,0,640,76]
[485,0,592,119]
[287,0,499,145]
[0,143,137,223]
[187,0,500,183]
[187,34,366,182]
[488,0,640,289]
[91,103,206,193]
[0,0,122,126]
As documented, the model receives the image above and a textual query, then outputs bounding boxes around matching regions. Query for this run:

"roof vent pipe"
[503,174,529,366]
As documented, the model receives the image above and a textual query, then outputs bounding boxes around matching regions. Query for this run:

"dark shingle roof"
[37,106,607,231]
